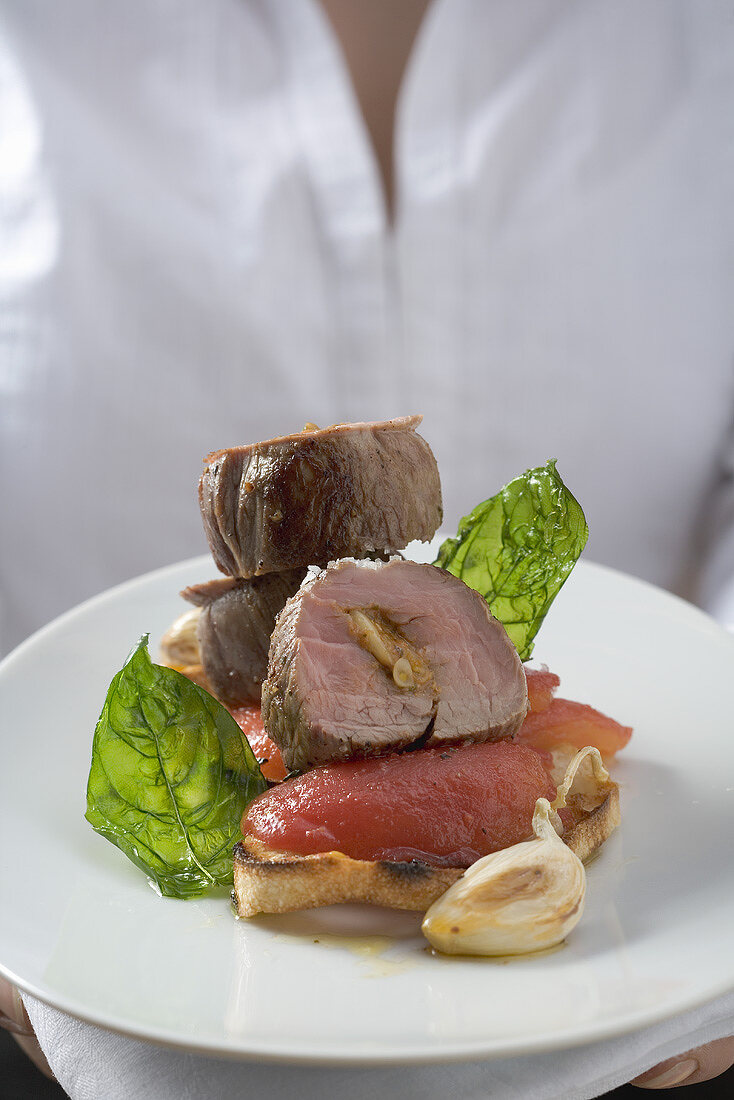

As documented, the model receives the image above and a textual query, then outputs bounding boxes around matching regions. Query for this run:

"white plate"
[1,550,733,1065]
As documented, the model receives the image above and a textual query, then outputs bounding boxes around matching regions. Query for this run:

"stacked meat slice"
[262,558,528,772]
[181,572,307,707]
[199,415,442,576]
[176,416,443,707]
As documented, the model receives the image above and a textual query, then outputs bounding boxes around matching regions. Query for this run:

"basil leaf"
[85,636,267,899]
[435,460,588,660]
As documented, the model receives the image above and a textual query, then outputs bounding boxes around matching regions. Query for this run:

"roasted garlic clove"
[422,798,586,956]
[159,607,201,669]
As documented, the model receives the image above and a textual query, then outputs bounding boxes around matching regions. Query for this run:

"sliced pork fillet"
[261,558,528,773]
[182,570,306,707]
[199,416,442,578]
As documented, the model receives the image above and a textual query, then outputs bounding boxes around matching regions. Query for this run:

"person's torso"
[1,0,732,649]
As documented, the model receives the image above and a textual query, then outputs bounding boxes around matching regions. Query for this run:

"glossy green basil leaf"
[85,637,267,898]
[435,461,588,660]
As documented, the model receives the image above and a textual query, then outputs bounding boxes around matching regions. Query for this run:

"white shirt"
[1,0,733,656]
[2,2,734,1095]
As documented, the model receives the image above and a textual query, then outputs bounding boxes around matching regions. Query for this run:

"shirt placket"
[393,0,466,468]
[266,0,398,422]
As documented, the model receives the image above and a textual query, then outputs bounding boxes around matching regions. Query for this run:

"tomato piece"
[243,741,555,867]
[525,667,561,714]
[230,705,288,783]
[517,697,632,757]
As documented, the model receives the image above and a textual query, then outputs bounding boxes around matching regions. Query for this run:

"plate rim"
[6,959,734,1066]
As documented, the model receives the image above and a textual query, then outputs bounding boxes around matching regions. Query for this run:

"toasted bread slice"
[234,835,464,916]
[233,744,621,917]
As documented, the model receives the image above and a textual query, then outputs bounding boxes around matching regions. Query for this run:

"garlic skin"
[159,607,201,668]
[422,799,586,956]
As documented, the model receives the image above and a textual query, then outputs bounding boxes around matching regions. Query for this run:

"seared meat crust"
[199,416,442,577]
[181,570,306,707]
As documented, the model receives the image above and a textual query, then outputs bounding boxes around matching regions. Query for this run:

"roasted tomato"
[525,667,561,714]
[243,740,555,867]
[520,667,632,757]
[230,705,288,783]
